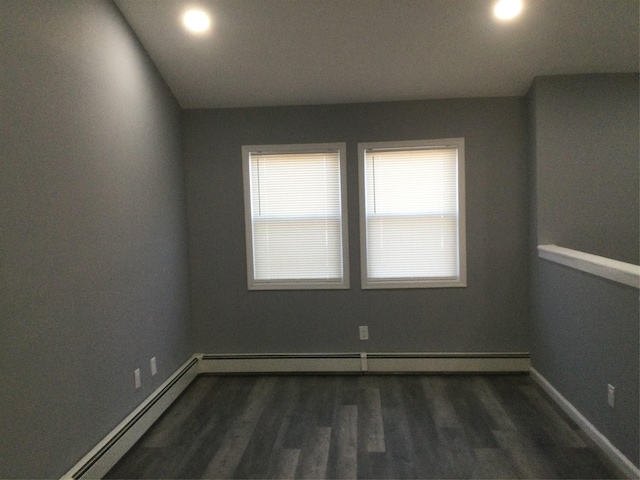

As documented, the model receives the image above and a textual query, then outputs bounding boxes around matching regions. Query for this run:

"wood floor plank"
[328,405,358,479]
[421,376,462,429]
[378,377,420,479]
[441,426,480,478]
[555,446,622,479]
[172,377,260,478]
[235,377,300,479]
[295,426,332,479]
[201,377,276,479]
[273,448,300,479]
[493,429,559,479]
[105,374,623,480]
[360,387,385,453]
[400,377,444,478]
[283,377,324,449]
[354,451,391,480]
[103,446,161,479]
[472,447,520,479]
[336,375,359,406]
[471,376,517,432]
[447,378,499,449]
[315,377,338,428]
[519,384,587,448]
[140,376,216,448]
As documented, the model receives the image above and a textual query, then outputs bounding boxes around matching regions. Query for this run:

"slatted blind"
[249,150,344,282]
[363,147,460,280]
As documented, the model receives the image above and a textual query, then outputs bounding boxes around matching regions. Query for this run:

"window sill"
[248,280,350,291]
[361,278,466,289]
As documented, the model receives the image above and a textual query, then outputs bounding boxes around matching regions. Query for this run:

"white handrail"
[538,245,640,288]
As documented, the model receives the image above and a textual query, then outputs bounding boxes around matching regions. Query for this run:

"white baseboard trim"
[61,356,199,480]
[530,367,640,479]
[198,352,531,374]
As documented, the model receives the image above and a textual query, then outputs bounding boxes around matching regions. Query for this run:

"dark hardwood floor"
[105,374,622,479]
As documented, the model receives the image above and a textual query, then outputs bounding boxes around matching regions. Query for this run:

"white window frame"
[242,143,350,290]
[358,138,466,289]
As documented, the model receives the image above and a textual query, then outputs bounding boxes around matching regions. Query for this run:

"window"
[358,138,466,289]
[242,143,349,290]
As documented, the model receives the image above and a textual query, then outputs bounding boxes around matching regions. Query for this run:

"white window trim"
[358,138,467,289]
[242,143,350,290]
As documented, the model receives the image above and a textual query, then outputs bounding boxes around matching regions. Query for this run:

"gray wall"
[534,74,639,264]
[184,98,530,354]
[0,1,191,477]
[529,73,639,466]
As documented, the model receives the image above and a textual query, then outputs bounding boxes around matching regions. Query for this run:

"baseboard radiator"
[61,356,199,480]
[198,351,531,374]
[62,351,529,479]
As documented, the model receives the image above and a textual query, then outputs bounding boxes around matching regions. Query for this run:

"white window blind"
[242,144,349,290]
[359,139,466,289]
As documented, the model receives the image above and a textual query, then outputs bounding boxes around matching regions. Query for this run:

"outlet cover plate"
[359,325,369,340]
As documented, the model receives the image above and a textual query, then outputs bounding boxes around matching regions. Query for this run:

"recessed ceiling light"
[493,0,523,20]
[183,9,211,33]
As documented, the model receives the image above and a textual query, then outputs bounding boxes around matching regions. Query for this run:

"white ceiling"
[115,0,639,109]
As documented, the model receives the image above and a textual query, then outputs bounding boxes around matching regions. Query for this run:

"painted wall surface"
[0,1,191,477]
[184,98,530,354]
[533,74,639,264]
[529,73,640,467]
[533,261,639,466]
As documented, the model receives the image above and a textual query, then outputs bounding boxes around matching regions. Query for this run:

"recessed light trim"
[183,9,211,33]
[493,0,523,20]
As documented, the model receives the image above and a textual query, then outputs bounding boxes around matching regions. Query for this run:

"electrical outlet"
[607,384,615,408]
[359,325,369,340]
[134,369,141,389]
[150,357,157,376]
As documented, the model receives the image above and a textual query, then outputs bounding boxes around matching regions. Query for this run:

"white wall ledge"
[538,245,640,288]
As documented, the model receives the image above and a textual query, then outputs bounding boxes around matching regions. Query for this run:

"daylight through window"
[359,139,466,289]
[242,143,349,290]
